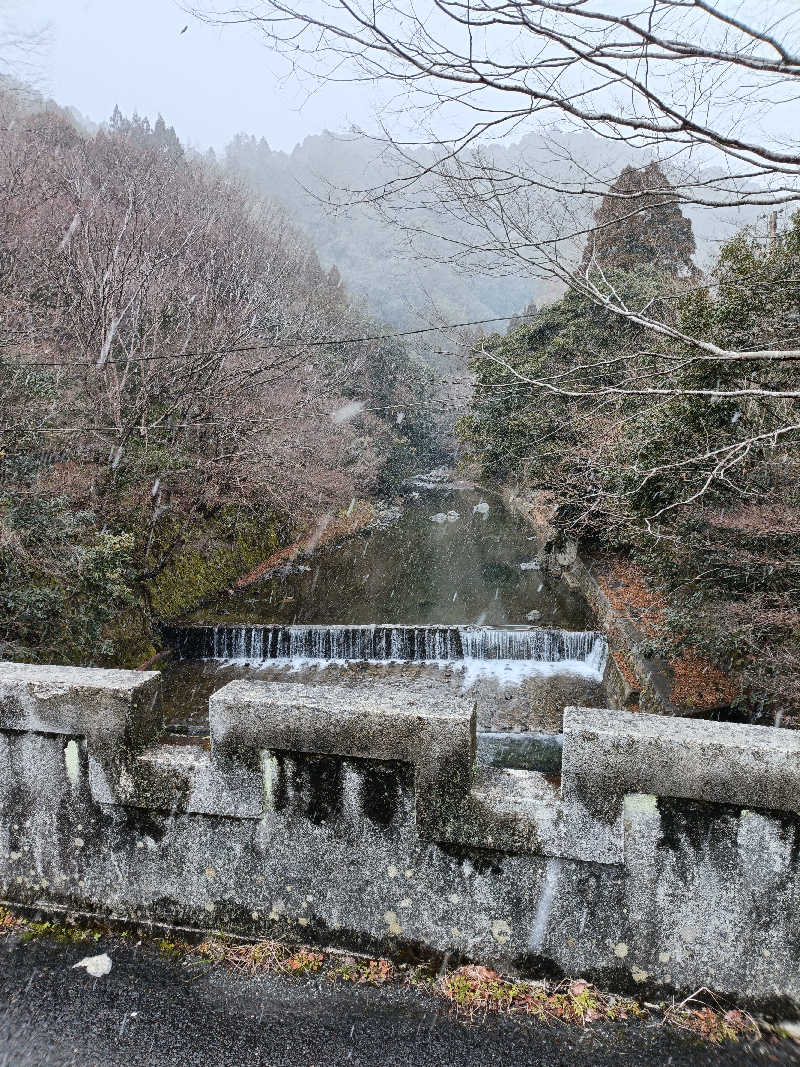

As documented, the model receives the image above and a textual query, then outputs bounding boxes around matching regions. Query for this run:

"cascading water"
[158,487,608,738]
[163,623,608,683]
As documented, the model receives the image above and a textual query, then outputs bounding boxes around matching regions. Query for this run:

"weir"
[164,623,608,678]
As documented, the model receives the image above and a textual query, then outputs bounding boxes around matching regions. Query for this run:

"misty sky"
[19,0,384,152]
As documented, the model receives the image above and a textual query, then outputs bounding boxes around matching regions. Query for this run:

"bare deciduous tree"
[0,91,411,631]
[195,0,800,511]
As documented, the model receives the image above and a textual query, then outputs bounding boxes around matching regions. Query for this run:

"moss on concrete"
[148,511,286,623]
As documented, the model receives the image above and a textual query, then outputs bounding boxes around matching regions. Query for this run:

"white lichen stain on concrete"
[623,794,658,814]
[298,917,309,927]
[64,740,80,788]
[262,753,279,811]
[452,928,461,937]
[405,869,414,879]
[614,942,629,958]
[659,950,671,963]
[204,902,215,913]
[384,911,403,935]
[204,867,216,881]
[491,919,511,945]
[387,865,399,878]
[251,912,259,920]
[448,894,461,904]
[398,898,412,908]
[631,965,649,983]
[73,838,84,849]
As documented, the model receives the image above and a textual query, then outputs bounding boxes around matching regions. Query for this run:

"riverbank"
[232,500,379,590]
[129,500,382,669]
[503,488,775,726]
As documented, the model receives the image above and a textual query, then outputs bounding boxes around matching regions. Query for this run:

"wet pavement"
[0,936,796,1066]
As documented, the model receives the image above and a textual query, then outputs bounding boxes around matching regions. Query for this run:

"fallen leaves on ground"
[596,554,738,710]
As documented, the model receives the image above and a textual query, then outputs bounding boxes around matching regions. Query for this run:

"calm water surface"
[161,484,597,733]
[188,486,590,629]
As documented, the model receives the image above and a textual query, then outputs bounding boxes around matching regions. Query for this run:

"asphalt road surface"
[0,935,797,1067]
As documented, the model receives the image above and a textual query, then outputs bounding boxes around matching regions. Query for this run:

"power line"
[0,398,474,436]
[3,313,534,370]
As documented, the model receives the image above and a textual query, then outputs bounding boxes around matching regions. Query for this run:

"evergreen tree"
[581,162,696,276]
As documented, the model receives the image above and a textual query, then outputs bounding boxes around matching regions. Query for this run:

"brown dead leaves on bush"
[598,555,738,710]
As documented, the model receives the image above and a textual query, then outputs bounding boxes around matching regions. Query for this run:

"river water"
[185,484,590,629]
[160,480,608,742]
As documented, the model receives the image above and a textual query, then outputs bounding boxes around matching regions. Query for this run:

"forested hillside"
[223,130,757,350]
[461,166,800,720]
[0,91,443,666]
[223,132,537,341]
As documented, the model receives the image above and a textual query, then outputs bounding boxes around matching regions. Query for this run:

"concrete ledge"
[5,665,798,867]
[209,679,475,821]
[0,662,163,807]
[563,706,800,823]
[205,681,623,863]
[3,662,800,999]
[0,662,162,749]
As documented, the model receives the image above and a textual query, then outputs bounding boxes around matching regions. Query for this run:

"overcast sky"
[18,0,382,152]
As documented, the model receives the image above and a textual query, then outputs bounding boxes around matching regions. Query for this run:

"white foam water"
[188,623,609,685]
[213,655,604,688]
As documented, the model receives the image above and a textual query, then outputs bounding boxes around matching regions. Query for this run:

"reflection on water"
[187,486,590,629]
[160,484,605,739]
[160,657,607,739]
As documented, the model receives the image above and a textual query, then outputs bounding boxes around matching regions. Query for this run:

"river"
[159,478,610,759]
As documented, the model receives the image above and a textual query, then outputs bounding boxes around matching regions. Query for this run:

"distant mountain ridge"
[223,128,757,334]
[224,130,543,330]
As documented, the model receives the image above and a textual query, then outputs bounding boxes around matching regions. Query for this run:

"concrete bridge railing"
[1,661,798,1001]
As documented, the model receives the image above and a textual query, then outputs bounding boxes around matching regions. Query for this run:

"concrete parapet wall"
[0,661,798,1002]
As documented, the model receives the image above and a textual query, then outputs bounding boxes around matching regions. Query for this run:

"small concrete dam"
[165,621,608,670]
[161,620,609,770]
[1,478,799,1005]
[158,620,611,745]
[156,485,612,740]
